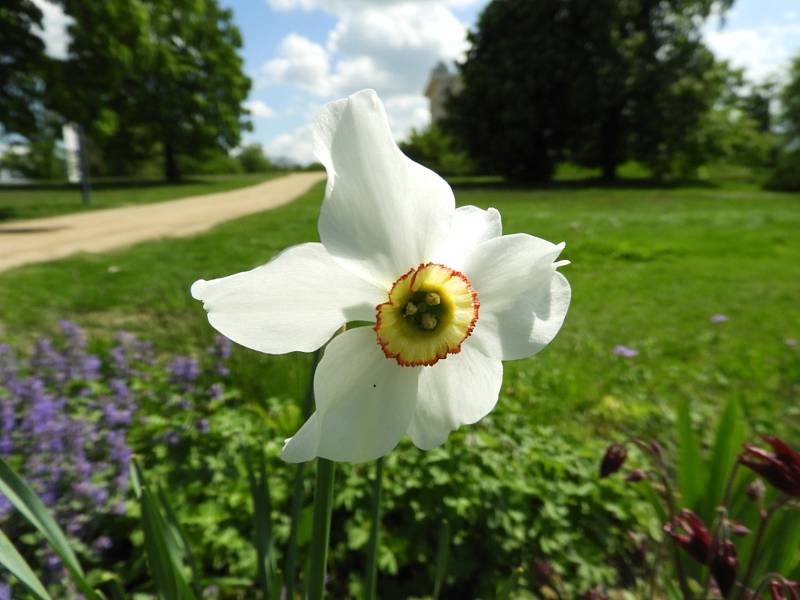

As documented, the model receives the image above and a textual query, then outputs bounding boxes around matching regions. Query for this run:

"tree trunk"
[163,141,179,181]
[602,160,617,182]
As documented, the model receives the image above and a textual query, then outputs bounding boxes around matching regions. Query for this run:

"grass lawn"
[0,173,278,222]
[0,175,798,440]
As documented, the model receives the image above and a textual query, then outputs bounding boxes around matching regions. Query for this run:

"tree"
[766,55,800,190]
[0,1,48,136]
[447,0,733,181]
[55,0,251,180]
[237,143,274,173]
[400,124,475,176]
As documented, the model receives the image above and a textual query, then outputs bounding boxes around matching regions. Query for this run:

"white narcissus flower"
[191,89,571,464]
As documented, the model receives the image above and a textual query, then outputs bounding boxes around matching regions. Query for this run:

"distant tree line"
[405,0,800,190]
[0,0,257,181]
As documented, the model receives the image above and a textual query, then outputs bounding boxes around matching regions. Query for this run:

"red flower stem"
[631,438,693,599]
[735,495,789,600]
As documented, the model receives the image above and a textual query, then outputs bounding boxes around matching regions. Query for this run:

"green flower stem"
[307,458,336,600]
[285,350,322,600]
[364,457,385,600]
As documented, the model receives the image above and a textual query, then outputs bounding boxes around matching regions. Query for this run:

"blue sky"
[31,0,800,164]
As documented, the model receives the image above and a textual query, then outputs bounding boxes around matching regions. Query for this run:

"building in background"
[424,62,462,124]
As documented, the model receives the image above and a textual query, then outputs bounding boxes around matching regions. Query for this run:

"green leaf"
[246,449,275,600]
[132,462,197,600]
[0,457,101,600]
[702,398,746,520]
[0,527,52,600]
[432,519,450,600]
[762,507,800,575]
[676,399,706,511]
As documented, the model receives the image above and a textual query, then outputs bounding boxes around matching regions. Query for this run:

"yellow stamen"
[420,313,438,330]
[425,292,441,306]
[404,302,418,316]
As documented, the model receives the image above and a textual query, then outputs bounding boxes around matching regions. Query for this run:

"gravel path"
[0,172,325,273]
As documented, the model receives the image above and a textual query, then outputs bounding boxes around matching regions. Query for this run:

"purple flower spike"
[710,314,729,323]
[613,345,638,358]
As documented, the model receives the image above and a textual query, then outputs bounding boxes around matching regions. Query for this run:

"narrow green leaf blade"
[676,399,706,511]
[432,520,450,599]
[703,398,746,519]
[0,458,101,600]
[0,527,52,600]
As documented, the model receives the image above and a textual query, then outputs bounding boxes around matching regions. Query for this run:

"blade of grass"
[0,457,101,600]
[0,527,52,600]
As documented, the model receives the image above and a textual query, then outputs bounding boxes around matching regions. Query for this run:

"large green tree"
[447,0,733,181]
[55,0,251,180]
[0,1,48,137]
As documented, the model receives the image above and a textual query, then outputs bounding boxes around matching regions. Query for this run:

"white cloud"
[244,100,275,118]
[266,124,316,164]
[30,0,73,60]
[260,34,331,95]
[259,0,479,162]
[704,20,800,82]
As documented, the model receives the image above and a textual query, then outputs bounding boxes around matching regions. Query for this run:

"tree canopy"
[0,1,48,137]
[447,0,733,181]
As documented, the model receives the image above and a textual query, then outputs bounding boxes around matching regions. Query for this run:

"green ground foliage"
[0,174,798,596]
[0,173,275,222]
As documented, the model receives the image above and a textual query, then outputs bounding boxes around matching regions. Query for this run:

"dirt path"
[0,172,325,273]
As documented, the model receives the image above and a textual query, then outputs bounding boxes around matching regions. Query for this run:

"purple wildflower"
[710,314,729,323]
[169,356,200,383]
[209,382,225,399]
[786,338,798,348]
[196,418,210,433]
[93,535,113,552]
[613,345,639,358]
[0,582,9,600]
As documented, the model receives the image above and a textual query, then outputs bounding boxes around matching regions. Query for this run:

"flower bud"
[599,443,627,478]
[739,435,800,498]
[664,509,713,564]
[625,468,647,482]
[730,521,750,537]
[746,479,765,501]
[710,539,738,598]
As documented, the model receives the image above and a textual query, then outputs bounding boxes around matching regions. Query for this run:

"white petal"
[431,205,502,271]
[191,243,384,355]
[464,234,571,360]
[282,327,420,463]
[407,345,503,450]
[315,89,455,287]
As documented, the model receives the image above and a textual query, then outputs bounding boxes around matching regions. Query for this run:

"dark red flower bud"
[739,435,800,497]
[600,443,627,478]
[710,539,738,598]
[625,468,647,482]
[664,509,713,564]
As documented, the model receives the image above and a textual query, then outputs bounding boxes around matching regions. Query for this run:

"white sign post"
[62,123,91,205]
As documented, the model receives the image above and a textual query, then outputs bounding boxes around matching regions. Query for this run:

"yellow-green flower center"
[374,263,479,366]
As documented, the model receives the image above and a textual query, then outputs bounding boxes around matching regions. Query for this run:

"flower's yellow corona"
[191,89,571,464]
[376,263,479,366]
